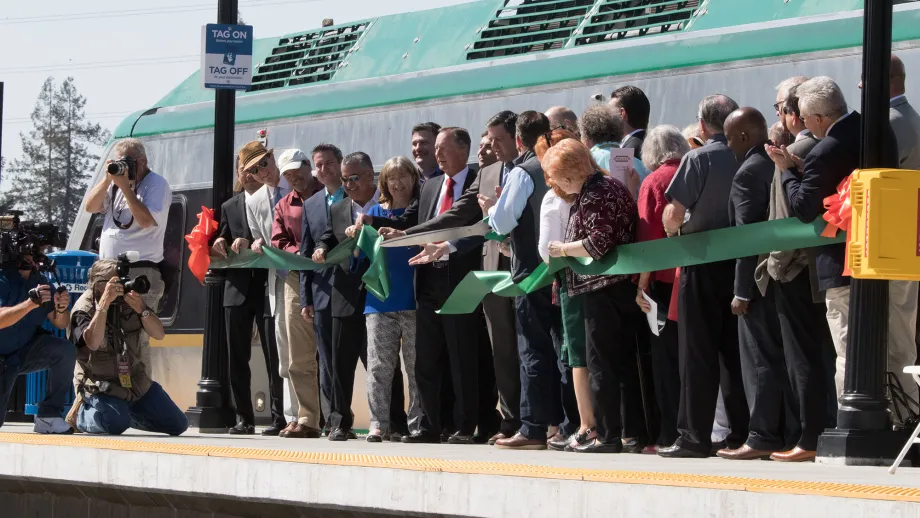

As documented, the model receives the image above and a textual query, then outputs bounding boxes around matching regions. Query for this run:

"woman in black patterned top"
[544,139,641,454]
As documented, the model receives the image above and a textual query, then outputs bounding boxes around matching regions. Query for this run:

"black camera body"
[107,156,138,181]
[0,211,65,267]
[115,252,150,302]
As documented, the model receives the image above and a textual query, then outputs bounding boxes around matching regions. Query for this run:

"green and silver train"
[67,0,920,424]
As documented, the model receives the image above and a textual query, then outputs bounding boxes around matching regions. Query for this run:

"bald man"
[545,106,579,137]
[860,55,920,423]
[719,107,787,460]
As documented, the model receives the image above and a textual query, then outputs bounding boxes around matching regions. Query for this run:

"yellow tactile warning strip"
[1,432,918,504]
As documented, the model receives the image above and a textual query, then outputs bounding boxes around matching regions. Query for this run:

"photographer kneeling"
[69,260,187,436]
[0,254,75,434]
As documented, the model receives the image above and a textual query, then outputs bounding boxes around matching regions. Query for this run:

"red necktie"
[438,177,455,215]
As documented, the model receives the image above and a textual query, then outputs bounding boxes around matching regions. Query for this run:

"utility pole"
[817,0,903,466]
[1,82,4,182]
[186,0,238,432]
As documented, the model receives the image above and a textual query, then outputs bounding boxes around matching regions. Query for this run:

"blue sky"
[0,0,472,173]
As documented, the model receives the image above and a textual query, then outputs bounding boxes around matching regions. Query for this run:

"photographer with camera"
[0,250,75,434]
[68,259,188,436]
[83,139,171,363]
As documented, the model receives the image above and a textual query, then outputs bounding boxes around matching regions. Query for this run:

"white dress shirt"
[99,171,171,262]
[538,190,572,263]
[434,167,469,258]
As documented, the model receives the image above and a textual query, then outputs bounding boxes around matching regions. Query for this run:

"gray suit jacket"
[890,96,920,170]
[246,184,281,315]
[477,161,504,272]
[755,132,820,299]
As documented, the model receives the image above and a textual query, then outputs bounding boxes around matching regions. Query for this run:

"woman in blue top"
[355,156,421,442]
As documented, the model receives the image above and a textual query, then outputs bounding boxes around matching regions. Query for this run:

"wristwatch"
[141,309,152,319]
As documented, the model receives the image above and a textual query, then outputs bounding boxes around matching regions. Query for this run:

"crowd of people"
[211,54,920,462]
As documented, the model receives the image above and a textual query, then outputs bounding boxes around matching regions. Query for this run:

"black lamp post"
[817,0,905,465]
[185,0,239,432]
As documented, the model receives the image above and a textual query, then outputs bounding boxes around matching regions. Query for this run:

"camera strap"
[110,174,145,230]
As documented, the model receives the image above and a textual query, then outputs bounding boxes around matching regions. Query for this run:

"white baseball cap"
[277,148,309,174]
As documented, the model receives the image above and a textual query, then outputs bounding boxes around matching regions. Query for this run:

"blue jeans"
[77,382,188,436]
[0,333,76,428]
[515,288,562,440]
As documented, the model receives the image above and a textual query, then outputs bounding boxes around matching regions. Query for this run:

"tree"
[3,77,111,239]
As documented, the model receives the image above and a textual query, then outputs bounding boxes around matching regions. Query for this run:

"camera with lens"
[0,211,65,267]
[107,156,138,181]
[115,252,150,304]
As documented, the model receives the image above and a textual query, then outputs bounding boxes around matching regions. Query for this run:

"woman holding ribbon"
[544,139,641,454]
[346,156,422,442]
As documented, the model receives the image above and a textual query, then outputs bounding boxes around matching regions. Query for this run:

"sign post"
[201,23,254,90]
[186,1,243,433]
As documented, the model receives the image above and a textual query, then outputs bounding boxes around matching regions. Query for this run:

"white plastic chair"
[889,366,920,474]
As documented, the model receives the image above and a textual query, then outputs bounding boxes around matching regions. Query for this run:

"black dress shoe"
[346,430,358,440]
[572,438,623,454]
[229,423,255,435]
[657,444,708,459]
[402,432,441,444]
[261,423,286,436]
[388,432,404,443]
[328,428,349,441]
[447,432,474,445]
[710,441,727,456]
[622,438,646,454]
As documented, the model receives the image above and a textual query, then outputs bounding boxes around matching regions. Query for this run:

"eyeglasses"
[341,174,362,184]
[385,173,413,186]
[773,101,784,112]
[781,105,797,116]
[245,158,269,175]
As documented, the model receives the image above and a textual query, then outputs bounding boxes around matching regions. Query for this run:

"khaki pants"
[827,282,919,424]
[273,277,297,419]
[888,280,919,423]
[283,271,321,428]
[826,286,850,400]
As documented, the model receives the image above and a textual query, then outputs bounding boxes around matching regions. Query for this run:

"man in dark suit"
[369,127,485,444]
[773,77,899,446]
[717,107,787,460]
[212,161,286,436]
[312,152,407,441]
[609,85,650,159]
[300,143,346,434]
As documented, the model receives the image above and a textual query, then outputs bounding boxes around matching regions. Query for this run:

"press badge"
[117,355,132,388]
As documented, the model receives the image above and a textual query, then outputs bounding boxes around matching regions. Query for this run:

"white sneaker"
[34,417,74,435]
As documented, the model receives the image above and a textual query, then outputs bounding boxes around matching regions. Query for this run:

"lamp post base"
[816,427,911,466]
[185,406,235,434]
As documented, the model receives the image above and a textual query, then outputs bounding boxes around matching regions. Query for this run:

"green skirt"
[558,275,587,368]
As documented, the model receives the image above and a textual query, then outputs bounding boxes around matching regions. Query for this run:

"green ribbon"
[436,217,844,315]
[209,226,392,301]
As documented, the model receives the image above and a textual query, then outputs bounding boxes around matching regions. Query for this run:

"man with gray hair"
[83,138,172,367]
[658,94,750,458]
[770,76,900,423]
[545,106,579,137]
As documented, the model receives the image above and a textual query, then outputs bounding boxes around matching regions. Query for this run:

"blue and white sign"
[201,24,254,90]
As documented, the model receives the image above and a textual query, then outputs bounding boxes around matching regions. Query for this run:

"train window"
[80,213,104,253]
[157,194,187,326]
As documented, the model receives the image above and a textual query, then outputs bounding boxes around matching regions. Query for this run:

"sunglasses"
[781,105,797,116]
[245,158,270,175]
[773,101,784,112]
[341,174,362,184]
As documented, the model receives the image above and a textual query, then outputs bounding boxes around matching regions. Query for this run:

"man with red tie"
[370,127,485,445]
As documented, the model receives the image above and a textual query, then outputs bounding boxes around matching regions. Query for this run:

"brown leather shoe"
[716,444,774,460]
[770,447,817,462]
[494,433,547,450]
[281,423,321,438]
[488,432,509,446]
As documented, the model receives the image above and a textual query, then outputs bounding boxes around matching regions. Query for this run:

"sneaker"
[34,417,74,435]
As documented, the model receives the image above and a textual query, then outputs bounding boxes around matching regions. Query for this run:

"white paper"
[641,291,660,337]
[609,147,635,185]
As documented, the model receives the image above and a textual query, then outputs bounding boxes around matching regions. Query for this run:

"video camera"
[107,156,138,181]
[0,211,65,267]
[115,251,150,302]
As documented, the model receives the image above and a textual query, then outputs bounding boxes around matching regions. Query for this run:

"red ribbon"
[184,206,217,285]
[821,174,853,276]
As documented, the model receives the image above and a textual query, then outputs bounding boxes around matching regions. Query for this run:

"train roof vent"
[573,0,701,47]
[466,0,596,61]
[249,19,373,92]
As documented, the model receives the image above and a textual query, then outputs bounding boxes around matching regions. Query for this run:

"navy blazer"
[299,189,336,311]
[782,111,899,291]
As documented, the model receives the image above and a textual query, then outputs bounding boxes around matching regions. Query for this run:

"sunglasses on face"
[245,159,269,175]
[341,174,362,184]
[773,101,784,112]
[782,105,797,116]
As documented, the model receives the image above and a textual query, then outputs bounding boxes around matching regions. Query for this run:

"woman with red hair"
[544,139,641,454]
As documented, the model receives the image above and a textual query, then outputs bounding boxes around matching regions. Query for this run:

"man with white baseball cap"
[269,148,324,438]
